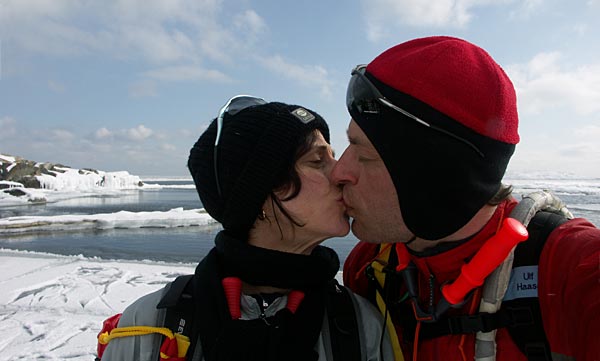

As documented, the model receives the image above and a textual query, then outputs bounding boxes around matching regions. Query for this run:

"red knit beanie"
[367,36,519,144]
[350,36,519,240]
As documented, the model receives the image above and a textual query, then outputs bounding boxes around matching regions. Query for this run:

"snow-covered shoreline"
[1,153,154,205]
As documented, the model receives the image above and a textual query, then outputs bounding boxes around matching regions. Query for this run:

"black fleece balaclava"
[349,36,519,240]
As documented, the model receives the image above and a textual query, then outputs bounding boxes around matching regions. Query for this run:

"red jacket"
[343,199,600,361]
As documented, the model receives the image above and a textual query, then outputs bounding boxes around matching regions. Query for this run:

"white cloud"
[259,55,334,98]
[1,3,103,57]
[364,0,470,40]
[91,126,175,144]
[574,124,600,138]
[233,10,267,43]
[0,0,266,72]
[0,116,17,140]
[144,65,230,82]
[556,142,599,157]
[507,52,600,115]
[94,127,112,139]
[117,26,198,65]
[508,0,543,20]
[160,143,176,151]
[126,125,153,141]
[509,121,600,177]
[0,120,192,175]
[50,129,75,142]
[179,127,204,139]
[1,1,332,102]
[361,0,516,41]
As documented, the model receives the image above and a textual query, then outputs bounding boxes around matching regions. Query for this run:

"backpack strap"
[326,280,362,361]
[414,306,540,338]
[502,210,567,360]
[157,274,198,360]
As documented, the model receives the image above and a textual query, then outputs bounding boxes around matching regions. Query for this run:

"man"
[332,36,600,361]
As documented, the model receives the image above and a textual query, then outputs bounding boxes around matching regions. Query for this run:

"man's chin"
[351,220,382,244]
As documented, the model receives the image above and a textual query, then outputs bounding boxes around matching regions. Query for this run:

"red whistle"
[441,217,528,305]
[222,277,243,319]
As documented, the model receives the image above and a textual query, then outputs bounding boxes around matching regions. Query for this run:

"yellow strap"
[98,325,175,344]
[372,245,405,361]
[173,333,190,358]
[98,326,190,358]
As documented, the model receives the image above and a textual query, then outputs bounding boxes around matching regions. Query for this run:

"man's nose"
[330,148,356,186]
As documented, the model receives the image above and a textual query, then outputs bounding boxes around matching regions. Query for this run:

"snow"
[0,154,16,163]
[0,249,196,360]
[507,178,600,196]
[0,249,344,360]
[0,208,217,234]
[0,181,23,188]
[0,159,199,207]
[0,153,146,193]
[36,168,144,191]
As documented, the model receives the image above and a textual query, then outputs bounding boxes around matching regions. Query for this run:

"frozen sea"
[0,175,599,360]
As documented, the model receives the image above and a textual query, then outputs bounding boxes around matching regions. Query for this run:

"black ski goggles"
[214,95,267,197]
[346,65,483,157]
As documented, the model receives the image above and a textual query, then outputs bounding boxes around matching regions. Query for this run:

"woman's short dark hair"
[268,129,321,228]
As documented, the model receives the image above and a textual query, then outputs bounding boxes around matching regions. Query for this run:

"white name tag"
[503,265,538,301]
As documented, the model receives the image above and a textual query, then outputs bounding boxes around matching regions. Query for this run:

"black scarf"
[193,231,340,361]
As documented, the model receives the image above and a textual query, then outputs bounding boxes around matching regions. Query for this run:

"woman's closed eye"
[309,158,325,167]
[303,143,334,168]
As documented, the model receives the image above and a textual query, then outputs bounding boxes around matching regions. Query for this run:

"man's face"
[331,120,413,243]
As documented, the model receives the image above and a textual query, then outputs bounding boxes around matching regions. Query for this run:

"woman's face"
[273,130,350,253]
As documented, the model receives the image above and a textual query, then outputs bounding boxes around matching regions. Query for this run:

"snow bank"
[37,167,144,191]
[0,208,217,234]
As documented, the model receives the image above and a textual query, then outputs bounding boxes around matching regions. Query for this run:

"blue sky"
[1,0,600,177]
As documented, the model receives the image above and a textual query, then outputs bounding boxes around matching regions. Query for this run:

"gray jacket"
[101,281,393,361]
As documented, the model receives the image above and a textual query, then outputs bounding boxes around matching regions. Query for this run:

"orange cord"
[412,321,421,361]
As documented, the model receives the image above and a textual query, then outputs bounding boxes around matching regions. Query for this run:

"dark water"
[0,187,199,218]
[0,226,360,265]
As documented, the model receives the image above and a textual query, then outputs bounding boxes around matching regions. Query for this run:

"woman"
[97,96,392,361]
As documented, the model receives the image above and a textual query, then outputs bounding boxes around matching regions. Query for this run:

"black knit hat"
[188,101,330,235]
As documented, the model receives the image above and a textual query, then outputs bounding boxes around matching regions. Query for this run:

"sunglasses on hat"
[214,95,267,197]
[347,65,483,158]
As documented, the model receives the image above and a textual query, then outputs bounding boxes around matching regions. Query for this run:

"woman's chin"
[333,220,351,237]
